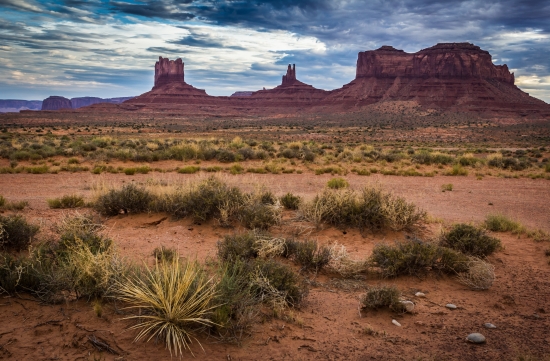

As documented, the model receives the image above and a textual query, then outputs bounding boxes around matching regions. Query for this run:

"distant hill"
[0,100,42,113]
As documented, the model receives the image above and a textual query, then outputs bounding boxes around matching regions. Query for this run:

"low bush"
[370,239,469,277]
[0,214,39,251]
[177,166,200,174]
[250,258,307,307]
[440,224,501,257]
[153,246,177,262]
[484,214,526,233]
[327,177,348,189]
[280,193,301,210]
[94,184,153,216]
[217,233,258,262]
[238,202,281,230]
[441,184,453,192]
[301,187,425,233]
[47,194,85,209]
[360,285,405,312]
[288,240,331,271]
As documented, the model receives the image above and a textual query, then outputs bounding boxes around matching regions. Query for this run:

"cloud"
[0,0,549,102]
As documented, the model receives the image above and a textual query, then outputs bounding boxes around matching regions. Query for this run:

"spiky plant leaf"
[117,257,219,357]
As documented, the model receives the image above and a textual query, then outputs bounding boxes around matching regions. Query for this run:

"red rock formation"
[128,57,208,104]
[282,64,296,85]
[154,57,184,88]
[327,43,548,116]
[250,64,327,103]
[355,43,514,83]
[41,96,72,110]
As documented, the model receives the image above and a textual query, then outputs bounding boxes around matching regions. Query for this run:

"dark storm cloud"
[168,36,246,50]
[110,1,195,21]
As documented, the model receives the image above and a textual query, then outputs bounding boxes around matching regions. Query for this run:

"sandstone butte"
[86,43,550,119]
[41,96,134,110]
[41,96,73,111]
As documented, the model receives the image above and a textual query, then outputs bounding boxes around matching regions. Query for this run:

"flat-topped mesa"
[356,42,514,84]
[41,96,72,110]
[282,64,297,86]
[154,57,184,88]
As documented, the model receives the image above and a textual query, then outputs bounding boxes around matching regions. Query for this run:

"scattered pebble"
[484,323,497,329]
[466,333,486,344]
[400,300,415,312]
[415,292,426,298]
[446,304,457,310]
[392,319,401,327]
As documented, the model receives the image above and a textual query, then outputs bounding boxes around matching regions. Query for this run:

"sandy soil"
[1,172,549,360]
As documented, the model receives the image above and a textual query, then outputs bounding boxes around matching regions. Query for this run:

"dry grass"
[457,258,495,290]
[327,242,368,277]
[117,256,219,357]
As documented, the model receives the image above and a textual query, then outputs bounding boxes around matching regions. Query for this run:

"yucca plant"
[117,257,219,357]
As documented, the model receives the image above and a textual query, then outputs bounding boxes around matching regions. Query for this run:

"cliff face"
[326,42,547,115]
[356,43,514,83]
[70,97,135,108]
[41,96,72,110]
[154,57,184,88]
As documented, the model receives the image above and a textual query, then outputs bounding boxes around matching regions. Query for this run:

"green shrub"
[211,259,259,343]
[291,240,331,271]
[177,166,200,174]
[301,187,425,233]
[440,224,501,257]
[217,233,258,262]
[0,214,39,251]
[47,194,85,209]
[94,184,153,216]
[360,285,405,312]
[238,202,281,230]
[370,240,440,277]
[124,167,136,175]
[441,183,453,192]
[484,214,526,233]
[327,177,349,189]
[153,246,177,262]
[2,200,29,211]
[68,157,80,164]
[251,259,307,307]
[280,193,301,210]
[0,195,5,207]
[229,164,244,175]
[155,177,245,222]
[447,164,468,176]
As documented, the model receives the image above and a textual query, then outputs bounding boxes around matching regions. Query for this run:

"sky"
[0,0,549,102]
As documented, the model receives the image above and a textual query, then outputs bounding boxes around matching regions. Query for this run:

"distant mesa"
[326,42,547,115]
[42,96,72,110]
[65,44,550,118]
[230,91,254,97]
[39,96,135,110]
[0,100,42,113]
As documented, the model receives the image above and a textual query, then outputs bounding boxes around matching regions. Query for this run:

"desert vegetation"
[0,129,548,181]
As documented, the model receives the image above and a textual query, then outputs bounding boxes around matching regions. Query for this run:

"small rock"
[484,323,496,329]
[466,333,486,344]
[400,300,415,312]
[414,321,425,326]
[446,303,457,310]
[392,319,401,327]
[415,292,426,298]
